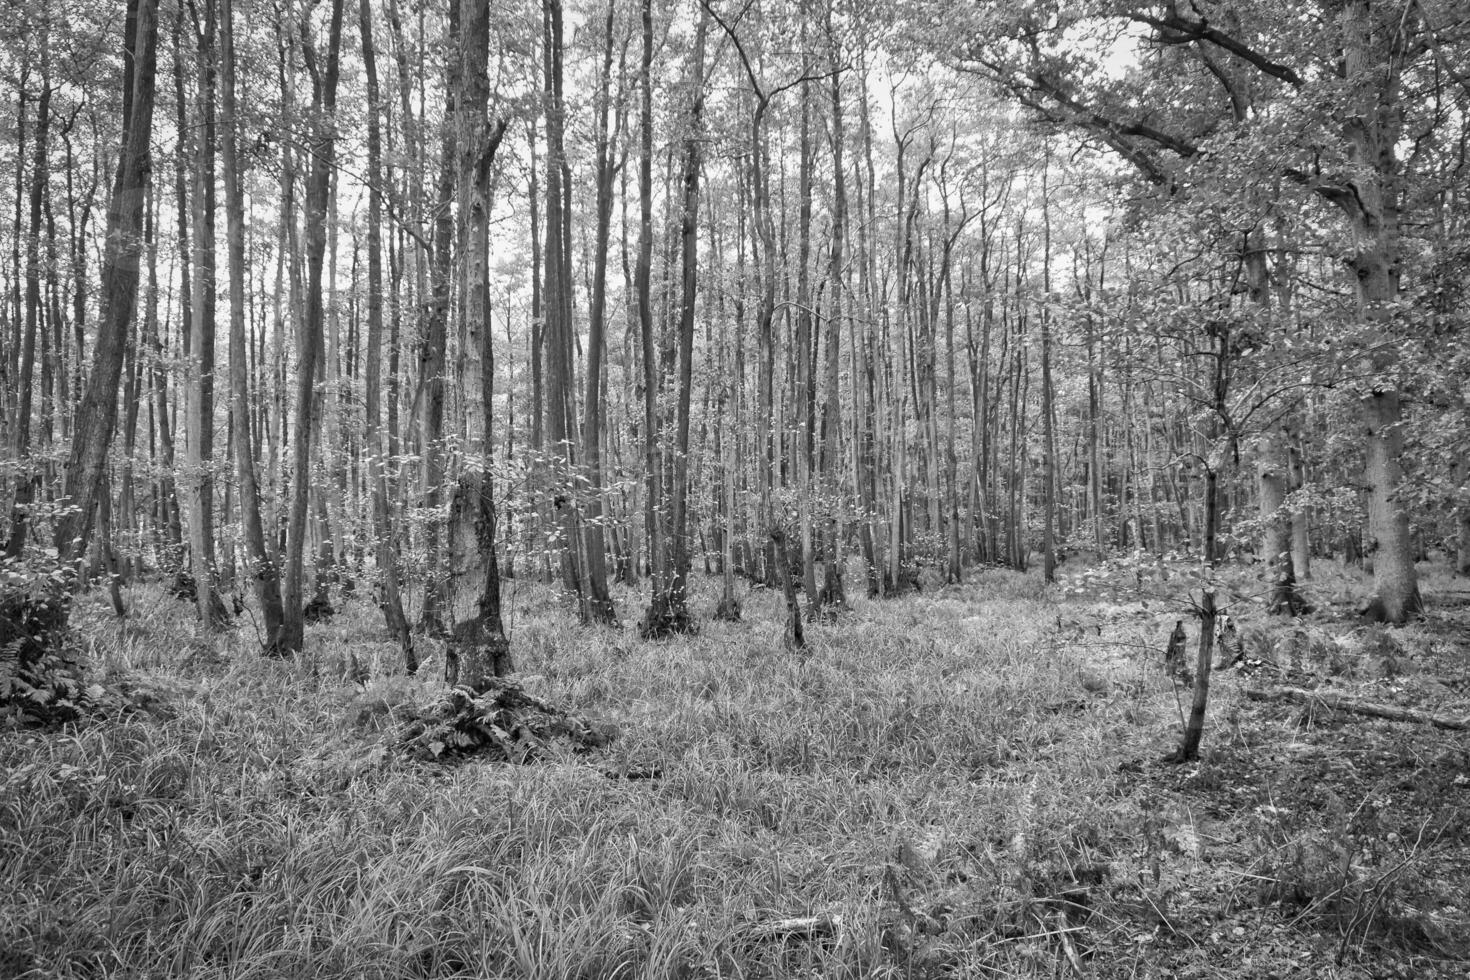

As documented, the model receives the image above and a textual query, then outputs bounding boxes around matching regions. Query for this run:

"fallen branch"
[743,913,842,941]
[1243,686,1470,731]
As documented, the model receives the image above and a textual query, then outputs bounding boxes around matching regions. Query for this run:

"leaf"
[428,740,446,757]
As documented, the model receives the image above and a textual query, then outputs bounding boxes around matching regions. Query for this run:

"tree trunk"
[54,0,159,563]
[542,0,585,611]
[1258,429,1308,615]
[444,0,511,687]
[279,0,345,653]
[818,38,848,611]
[3,77,50,559]
[184,2,230,629]
[1340,0,1420,624]
[221,0,285,650]
[580,0,622,627]
[358,0,415,670]
[1039,162,1057,584]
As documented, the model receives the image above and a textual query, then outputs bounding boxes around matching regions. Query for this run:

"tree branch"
[1131,5,1304,87]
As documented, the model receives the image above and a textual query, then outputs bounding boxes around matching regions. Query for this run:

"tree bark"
[1340,0,1420,624]
[445,0,511,687]
[542,0,585,611]
[54,0,159,563]
[3,77,49,559]
[818,34,848,611]
[580,0,622,627]
[358,0,414,670]
[279,0,345,653]
[184,0,231,628]
[221,0,285,651]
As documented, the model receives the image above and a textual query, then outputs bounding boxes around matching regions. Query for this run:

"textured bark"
[1258,429,1309,615]
[771,528,805,654]
[444,0,511,687]
[1340,0,1420,624]
[54,0,159,562]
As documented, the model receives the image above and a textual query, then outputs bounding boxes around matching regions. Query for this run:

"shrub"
[1,556,89,728]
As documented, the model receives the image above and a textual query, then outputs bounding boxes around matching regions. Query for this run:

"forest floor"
[2,559,1469,979]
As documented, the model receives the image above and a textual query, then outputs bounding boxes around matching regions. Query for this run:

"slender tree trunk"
[580,0,621,627]
[279,0,345,653]
[1039,165,1058,583]
[184,2,230,628]
[542,0,585,610]
[358,0,415,669]
[222,0,285,650]
[412,3,456,636]
[4,78,49,558]
[818,38,848,610]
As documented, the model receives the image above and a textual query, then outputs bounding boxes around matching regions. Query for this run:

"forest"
[2,0,1469,976]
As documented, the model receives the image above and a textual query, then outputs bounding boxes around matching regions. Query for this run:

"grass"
[2,561,1468,978]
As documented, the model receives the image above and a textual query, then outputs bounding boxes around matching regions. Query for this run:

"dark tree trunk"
[444,0,511,687]
[54,0,159,563]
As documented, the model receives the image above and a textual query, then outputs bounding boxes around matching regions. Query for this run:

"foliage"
[0,556,97,729]
[396,676,616,763]
[1,570,1467,977]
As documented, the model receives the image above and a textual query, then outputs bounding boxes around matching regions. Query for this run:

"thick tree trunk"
[54,0,159,563]
[444,0,511,688]
[1340,0,1420,624]
[1361,389,1421,621]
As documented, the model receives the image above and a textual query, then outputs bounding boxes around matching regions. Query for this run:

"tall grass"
[2,569,1223,978]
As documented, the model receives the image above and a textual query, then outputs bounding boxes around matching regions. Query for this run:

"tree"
[182,0,231,629]
[444,0,511,687]
[578,0,625,628]
[940,0,1463,622]
[53,0,159,565]
[279,0,345,653]
[358,0,414,669]
[221,0,286,651]
[542,0,586,612]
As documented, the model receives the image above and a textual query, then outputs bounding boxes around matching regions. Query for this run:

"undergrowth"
[1,562,1466,978]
